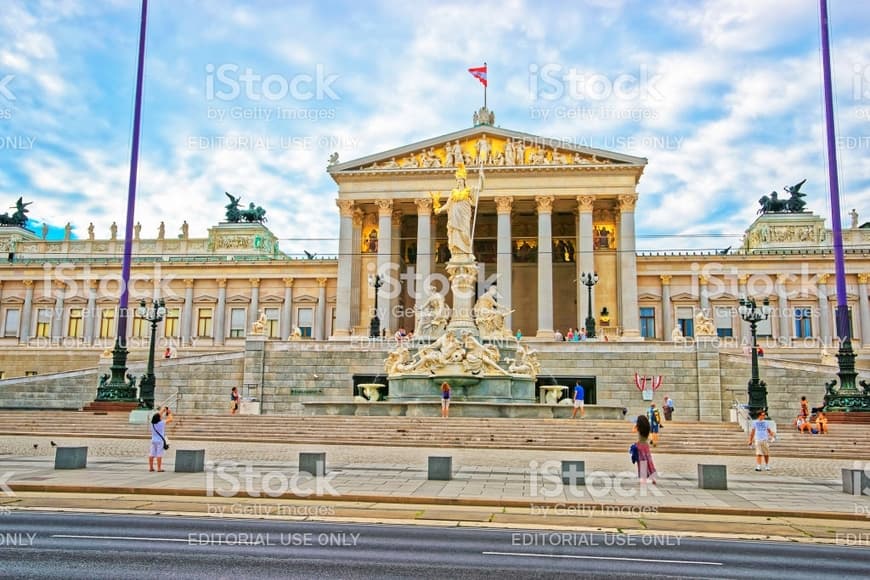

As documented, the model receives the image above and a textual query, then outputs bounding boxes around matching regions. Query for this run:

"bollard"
[698,464,728,490]
[842,468,869,496]
[54,446,88,469]
[299,452,326,476]
[561,460,585,486]
[175,449,205,473]
[428,456,452,481]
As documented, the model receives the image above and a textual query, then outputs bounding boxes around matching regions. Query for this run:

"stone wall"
[0,368,100,409]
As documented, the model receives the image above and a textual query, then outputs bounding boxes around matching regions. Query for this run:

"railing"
[157,389,182,426]
[733,399,751,432]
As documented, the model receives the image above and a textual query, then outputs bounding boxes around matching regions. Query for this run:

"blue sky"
[1,0,869,256]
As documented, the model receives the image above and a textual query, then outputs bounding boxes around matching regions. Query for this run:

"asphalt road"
[0,511,868,579]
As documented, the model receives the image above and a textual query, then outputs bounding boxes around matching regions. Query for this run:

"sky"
[1,0,869,256]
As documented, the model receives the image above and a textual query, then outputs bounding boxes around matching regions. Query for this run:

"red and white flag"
[468,65,487,87]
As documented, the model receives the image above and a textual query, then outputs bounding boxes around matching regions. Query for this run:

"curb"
[8,483,868,522]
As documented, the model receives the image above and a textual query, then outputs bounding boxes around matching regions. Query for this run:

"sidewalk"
[2,436,870,543]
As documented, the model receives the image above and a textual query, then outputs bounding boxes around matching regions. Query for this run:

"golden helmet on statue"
[455,162,467,180]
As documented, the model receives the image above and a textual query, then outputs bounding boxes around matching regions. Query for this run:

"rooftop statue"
[224,192,267,223]
[0,197,32,228]
[758,179,808,214]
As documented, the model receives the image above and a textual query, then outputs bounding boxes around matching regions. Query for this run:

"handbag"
[155,428,170,451]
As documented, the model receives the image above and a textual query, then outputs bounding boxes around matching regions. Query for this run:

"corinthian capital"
[336,199,355,217]
[535,195,554,214]
[617,194,638,212]
[494,196,513,215]
[576,195,594,213]
[415,197,432,216]
[375,199,393,216]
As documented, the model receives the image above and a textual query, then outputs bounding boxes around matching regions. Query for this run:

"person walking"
[441,381,451,418]
[230,386,241,415]
[748,410,776,471]
[663,396,674,421]
[647,403,662,446]
[633,414,657,484]
[571,381,585,419]
[149,412,167,472]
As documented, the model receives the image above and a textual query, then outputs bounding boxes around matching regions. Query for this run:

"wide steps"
[0,411,866,459]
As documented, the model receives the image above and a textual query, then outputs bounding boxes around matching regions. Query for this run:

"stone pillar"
[390,211,402,332]
[350,210,363,330]
[618,195,640,338]
[738,274,751,346]
[535,195,554,339]
[415,198,433,295]
[20,280,33,343]
[776,273,790,344]
[51,280,65,342]
[495,196,513,330]
[315,277,328,340]
[333,199,355,337]
[85,280,97,345]
[696,337,723,421]
[281,277,294,339]
[375,200,393,335]
[249,278,260,329]
[699,275,710,311]
[214,278,227,346]
[858,273,870,345]
[577,196,595,331]
[181,279,194,346]
[817,274,831,346]
[661,275,673,340]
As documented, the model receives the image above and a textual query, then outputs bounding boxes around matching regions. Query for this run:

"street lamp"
[738,295,772,419]
[580,271,599,339]
[368,274,384,338]
[137,297,166,409]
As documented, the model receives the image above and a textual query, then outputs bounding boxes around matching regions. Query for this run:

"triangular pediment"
[194,294,218,303]
[227,294,251,304]
[670,292,698,302]
[637,292,661,301]
[260,294,284,304]
[329,125,646,178]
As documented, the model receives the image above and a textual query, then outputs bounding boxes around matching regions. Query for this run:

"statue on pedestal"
[432,163,476,261]
[251,309,268,336]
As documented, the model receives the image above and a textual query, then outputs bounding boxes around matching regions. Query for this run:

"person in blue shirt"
[571,382,585,419]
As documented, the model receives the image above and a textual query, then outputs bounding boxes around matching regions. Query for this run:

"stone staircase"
[0,411,867,460]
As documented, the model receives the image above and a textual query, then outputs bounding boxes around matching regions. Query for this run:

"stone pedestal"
[428,456,452,481]
[176,449,206,473]
[299,452,326,476]
[698,464,727,490]
[561,460,585,485]
[55,447,88,469]
[445,260,478,335]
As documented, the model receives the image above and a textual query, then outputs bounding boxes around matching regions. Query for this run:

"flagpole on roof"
[483,61,487,109]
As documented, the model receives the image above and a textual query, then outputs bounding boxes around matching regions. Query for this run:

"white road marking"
[483,551,722,566]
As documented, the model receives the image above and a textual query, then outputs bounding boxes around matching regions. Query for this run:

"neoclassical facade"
[329,119,647,340]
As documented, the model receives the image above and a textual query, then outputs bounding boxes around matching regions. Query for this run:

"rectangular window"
[297,307,314,338]
[676,306,694,338]
[99,308,115,338]
[265,307,280,338]
[197,307,213,337]
[794,307,813,338]
[132,313,147,338]
[164,307,180,338]
[714,306,733,338]
[639,307,655,339]
[229,308,246,338]
[4,309,20,337]
[36,308,51,338]
[68,308,83,338]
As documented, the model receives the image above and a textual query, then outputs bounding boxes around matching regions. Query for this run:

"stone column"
[390,211,402,332]
[375,200,393,334]
[333,199,355,337]
[51,280,65,342]
[661,275,673,340]
[576,196,595,331]
[85,280,97,345]
[20,280,33,343]
[495,196,514,330]
[281,277,294,339]
[181,279,194,346]
[699,275,710,311]
[858,273,870,345]
[249,278,260,328]
[316,277,328,340]
[214,278,227,346]
[535,195,555,339]
[618,194,640,338]
[415,198,433,295]
[776,273,790,344]
[738,274,751,346]
[817,273,831,346]
[350,210,363,330]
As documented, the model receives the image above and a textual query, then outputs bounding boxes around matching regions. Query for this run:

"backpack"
[629,443,638,464]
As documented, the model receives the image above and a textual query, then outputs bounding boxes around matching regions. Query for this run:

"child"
[634,414,657,484]
[441,382,451,418]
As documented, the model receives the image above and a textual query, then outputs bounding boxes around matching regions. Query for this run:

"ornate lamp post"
[137,297,166,409]
[368,274,383,338]
[738,296,772,419]
[580,271,599,339]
